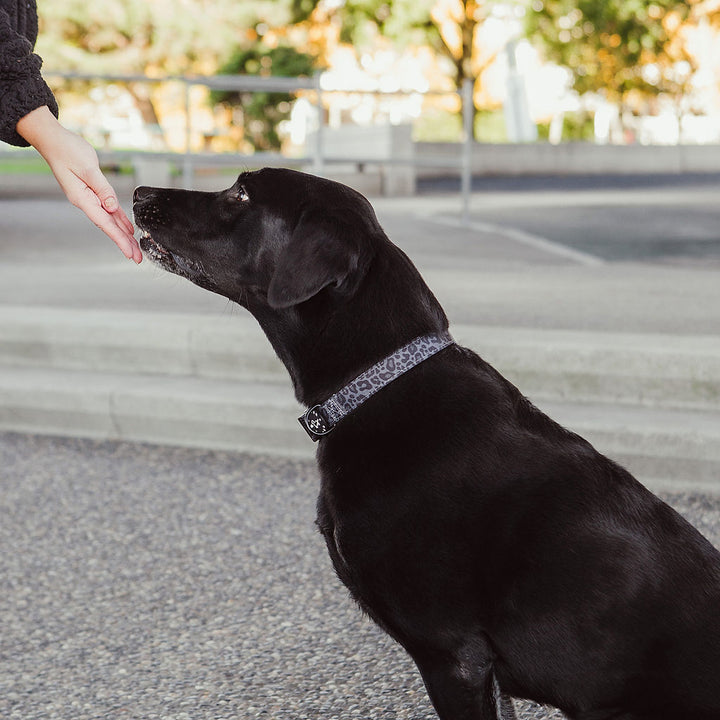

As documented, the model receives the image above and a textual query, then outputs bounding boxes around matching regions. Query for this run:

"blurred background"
[5,0,720,190]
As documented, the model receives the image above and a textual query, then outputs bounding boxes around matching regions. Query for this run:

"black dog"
[133,168,720,720]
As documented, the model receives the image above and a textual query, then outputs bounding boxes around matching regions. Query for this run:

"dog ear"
[267,211,365,309]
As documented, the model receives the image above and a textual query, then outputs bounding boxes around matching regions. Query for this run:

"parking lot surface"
[2,432,719,719]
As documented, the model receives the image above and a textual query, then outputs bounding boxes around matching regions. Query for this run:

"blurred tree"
[427,0,498,95]
[210,45,317,151]
[687,0,720,25]
[330,0,501,138]
[36,0,315,145]
[527,0,694,119]
[38,0,304,75]
[335,0,435,47]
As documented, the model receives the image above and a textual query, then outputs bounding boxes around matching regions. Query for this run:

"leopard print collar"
[299,332,455,441]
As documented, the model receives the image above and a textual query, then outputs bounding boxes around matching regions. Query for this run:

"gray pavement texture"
[2,431,720,720]
[2,173,720,335]
[1,171,720,719]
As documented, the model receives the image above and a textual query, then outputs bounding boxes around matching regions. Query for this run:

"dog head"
[133,168,379,310]
[133,167,448,402]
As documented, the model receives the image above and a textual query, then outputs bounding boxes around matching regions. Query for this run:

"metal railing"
[9,72,476,221]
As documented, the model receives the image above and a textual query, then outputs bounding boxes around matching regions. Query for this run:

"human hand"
[44,129,143,264]
[16,106,142,263]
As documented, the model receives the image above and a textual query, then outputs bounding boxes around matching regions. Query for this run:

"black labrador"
[133,168,720,720]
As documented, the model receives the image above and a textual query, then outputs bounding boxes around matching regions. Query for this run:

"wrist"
[16,106,65,157]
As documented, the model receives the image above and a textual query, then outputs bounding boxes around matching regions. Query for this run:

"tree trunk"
[127,83,166,148]
[457,0,478,140]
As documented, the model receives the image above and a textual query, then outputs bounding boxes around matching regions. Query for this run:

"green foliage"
[332,0,490,139]
[0,155,52,175]
[413,108,509,142]
[536,112,595,142]
[36,0,318,149]
[211,45,317,151]
[527,0,692,104]
[37,0,305,75]
[474,109,508,143]
[413,110,463,142]
[289,0,319,24]
[337,0,436,49]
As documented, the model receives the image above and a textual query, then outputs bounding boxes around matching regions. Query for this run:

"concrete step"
[541,400,720,493]
[1,305,718,490]
[0,306,285,382]
[0,366,308,458]
[0,365,718,491]
[456,325,720,411]
[1,306,719,410]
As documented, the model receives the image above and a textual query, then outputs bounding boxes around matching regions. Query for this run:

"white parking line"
[423,214,606,267]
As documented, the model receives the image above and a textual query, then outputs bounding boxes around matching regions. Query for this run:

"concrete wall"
[5,141,720,201]
[416,142,720,177]
[307,124,416,196]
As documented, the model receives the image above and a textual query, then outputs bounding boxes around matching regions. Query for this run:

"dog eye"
[236,186,250,202]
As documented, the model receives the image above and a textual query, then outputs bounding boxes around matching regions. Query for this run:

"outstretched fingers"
[79,166,142,263]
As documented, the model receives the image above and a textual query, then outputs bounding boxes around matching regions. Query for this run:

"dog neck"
[248,243,449,410]
[297,331,454,440]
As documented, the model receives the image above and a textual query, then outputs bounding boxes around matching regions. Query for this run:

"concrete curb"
[1,365,718,491]
[454,325,720,411]
[2,306,718,408]
[0,305,718,491]
[541,400,720,493]
[0,306,284,382]
[0,366,308,458]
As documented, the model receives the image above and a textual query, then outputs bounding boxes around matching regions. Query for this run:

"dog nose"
[133,186,154,204]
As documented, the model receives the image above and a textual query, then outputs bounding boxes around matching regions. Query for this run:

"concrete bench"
[309,123,415,196]
[132,155,174,188]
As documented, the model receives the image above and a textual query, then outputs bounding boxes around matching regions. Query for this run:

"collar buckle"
[299,404,334,441]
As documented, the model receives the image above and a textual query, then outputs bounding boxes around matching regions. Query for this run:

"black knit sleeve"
[0,7,59,147]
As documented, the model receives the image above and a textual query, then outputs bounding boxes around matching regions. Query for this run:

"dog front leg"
[413,642,517,720]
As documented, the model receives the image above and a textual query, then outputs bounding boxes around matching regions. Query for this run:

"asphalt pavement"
[1,170,720,719]
[2,173,720,335]
[418,171,720,262]
[2,431,719,720]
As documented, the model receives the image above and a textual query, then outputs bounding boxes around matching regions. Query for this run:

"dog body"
[134,168,720,720]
